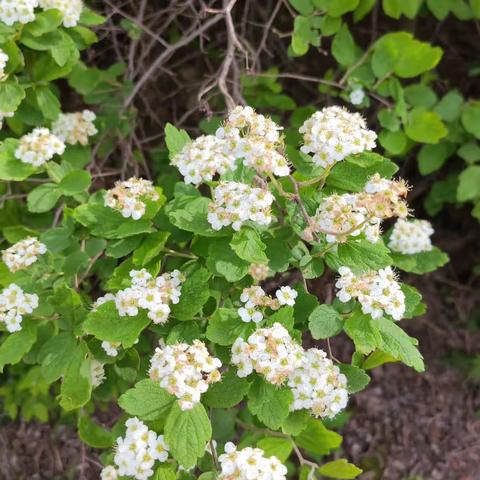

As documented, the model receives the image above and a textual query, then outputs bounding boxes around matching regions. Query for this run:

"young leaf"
[294,418,342,455]
[78,415,115,448]
[309,304,344,339]
[318,459,363,479]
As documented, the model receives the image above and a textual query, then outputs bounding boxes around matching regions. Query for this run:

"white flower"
[100,465,118,480]
[90,359,105,387]
[299,106,377,168]
[208,181,274,231]
[349,88,365,105]
[39,0,83,27]
[104,177,159,221]
[149,340,222,410]
[0,283,39,332]
[335,266,406,321]
[218,443,287,480]
[275,286,298,306]
[101,340,121,357]
[0,48,8,79]
[2,237,47,272]
[248,263,270,282]
[52,110,97,145]
[238,306,263,323]
[15,128,65,167]
[388,218,434,255]
[0,0,38,25]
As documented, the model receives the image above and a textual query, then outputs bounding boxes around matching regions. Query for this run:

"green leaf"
[203,369,250,408]
[418,143,453,175]
[23,10,63,36]
[379,130,408,155]
[281,410,310,436]
[344,312,381,354]
[206,308,254,346]
[38,332,77,383]
[59,170,92,195]
[27,183,62,213]
[35,85,61,120]
[326,0,360,16]
[462,101,480,139]
[373,317,424,371]
[457,165,480,201]
[354,0,376,21]
[289,0,315,15]
[0,320,37,373]
[133,231,170,266]
[309,304,344,339]
[247,377,293,430]
[295,418,342,455]
[78,415,115,448]
[172,267,211,320]
[59,342,92,411]
[339,364,370,393]
[458,142,480,164]
[165,123,190,159]
[332,24,357,67]
[83,301,151,347]
[383,0,422,18]
[230,228,268,264]
[0,139,38,181]
[153,465,177,480]
[362,350,398,369]
[80,7,106,25]
[326,240,392,273]
[206,238,250,281]
[405,109,447,144]
[0,82,26,112]
[318,459,363,479]
[118,379,176,421]
[434,90,464,122]
[257,437,293,462]
[164,402,212,468]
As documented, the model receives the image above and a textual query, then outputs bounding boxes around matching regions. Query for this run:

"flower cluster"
[104,177,160,220]
[102,417,169,480]
[248,263,270,283]
[14,128,65,167]
[231,322,303,384]
[0,48,8,79]
[90,359,105,387]
[218,442,287,480]
[102,340,121,357]
[299,106,377,168]
[2,237,47,272]
[0,284,38,332]
[0,0,37,25]
[388,218,434,255]
[336,266,405,320]
[52,110,97,146]
[39,0,83,27]
[216,105,290,177]
[208,181,274,231]
[172,134,236,185]
[95,269,184,325]
[288,348,348,419]
[149,340,222,410]
[238,285,297,323]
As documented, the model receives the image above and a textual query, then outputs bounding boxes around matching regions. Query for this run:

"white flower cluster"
[216,105,290,177]
[104,177,160,220]
[90,359,105,387]
[15,128,65,167]
[232,322,303,384]
[52,110,97,146]
[2,237,47,272]
[149,340,222,410]
[208,181,274,231]
[248,263,270,283]
[0,283,38,332]
[299,106,377,168]
[172,134,236,185]
[39,0,83,27]
[336,266,405,320]
[101,340,121,357]
[388,218,434,255]
[102,417,169,480]
[0,0,37,25]
[288,348,348,419]
[218,442,287,480]
[95,269,184,325]
[238,285,297,323]
[0,48,8,79]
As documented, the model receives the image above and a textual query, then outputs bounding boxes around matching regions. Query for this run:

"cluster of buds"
[2,237,47,272]
[299,106,377,168]
[94,269,183,325]
[208,181,274,231]
[15,128,65,167]
[238,285,297,323]
[39,0,83,27]
[336,266,405,320]
[388,218,434,255]
[0,283,38,332]
[218,442,287,480]
[231,322,304,384]
[52,110,97,146]
[288,348,348,419]
[104,177,160,220]
[101,417,169,480]
[172,134,236,185]
[248,263,270,283]
[0,0,37,25]
[149,340,222,410]
[216,105,290,177]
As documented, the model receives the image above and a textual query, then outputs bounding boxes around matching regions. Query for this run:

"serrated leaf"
[257,437,293,462]
[318,458,362,479]
[294,418,342,455]
[203,369,250,408]
[78,415,115,448]
[309,304,344,339]
[172,267,211,320]
[230,228,268,264]
[0,319,37,373]
[339,364,370,393]
[165,123,190,159]
[132,231,170,266]
[38,332,77,383]
[206,308,255,346]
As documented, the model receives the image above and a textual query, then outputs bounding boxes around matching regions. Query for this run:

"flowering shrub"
[0,4,451,480]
